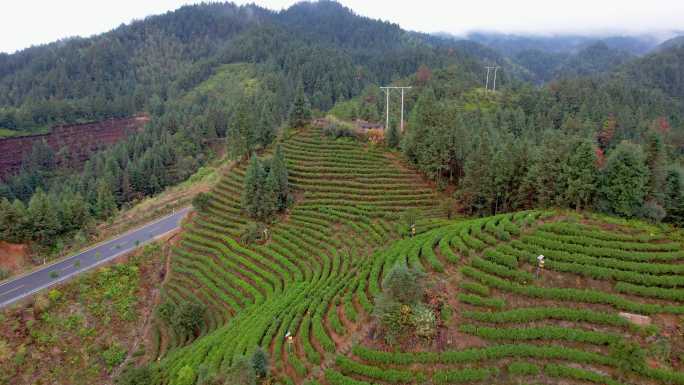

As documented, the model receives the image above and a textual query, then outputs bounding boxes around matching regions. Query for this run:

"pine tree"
[386,123,400,148]
[598,142,649,217]
[645,131,667,204]
[261,169,279,220]
[562,140,598,210]
[242,154,264,219]
[95,182,117,220]
[664,167,684,226]
[457,131,494,216]
[251,347,269,379]
[0,198,27,243]
[270,145,290,210]
[402,87,439,163]
[290,82,311,128]
[27,188,60,246]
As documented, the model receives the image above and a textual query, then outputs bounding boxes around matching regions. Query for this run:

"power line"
[380,86,412,133]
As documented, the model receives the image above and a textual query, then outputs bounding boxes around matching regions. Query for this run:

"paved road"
[0,207,190,308]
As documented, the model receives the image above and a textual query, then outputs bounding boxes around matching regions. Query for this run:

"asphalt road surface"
[0,207,190,308]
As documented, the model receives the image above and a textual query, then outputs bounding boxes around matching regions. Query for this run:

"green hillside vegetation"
[329,62,684,226]
[134,125,448,384]
[128,149,684,385]
[322,212,684,385]
[0,243,165,384]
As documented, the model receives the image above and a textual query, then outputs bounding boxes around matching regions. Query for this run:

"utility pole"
[400,88,405,133]
[484,66,500,91]
[384,87,390,131]
[380,86,412,132]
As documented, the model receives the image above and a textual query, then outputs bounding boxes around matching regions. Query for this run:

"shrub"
[508,362,540,376]
[102,343,127,369]
[156,301,175,326]
[433,367,497,384]
[175,301,206,336]
[412,304,437,339]
[33,294,51,314]
[192,192,211,212]
[440,304,453,323]
[251,347,269,379]
[240,222,266,244]
[116,365,152,385]
[638,199,667,223]
[380,264,425,305]
[157,300,205,337]
[545,363,625,385]
[174,365,197,385]
[48,289,62,302]
[610,340,646,374]
[0,339,11,362]
[458,293,505,309]
[459,281,490,296]
[459,324,621,345]
[226,356,256,385]
[336,356,420,383]
[323,121,356,139]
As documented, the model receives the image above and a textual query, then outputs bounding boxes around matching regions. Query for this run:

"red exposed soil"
[0,241,29,273]
[0,115,148,178]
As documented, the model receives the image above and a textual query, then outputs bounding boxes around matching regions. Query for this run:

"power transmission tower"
[380,86,412,132]
[484,66,500,91]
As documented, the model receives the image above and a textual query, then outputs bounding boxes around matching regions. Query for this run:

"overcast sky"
[1,0,683,53]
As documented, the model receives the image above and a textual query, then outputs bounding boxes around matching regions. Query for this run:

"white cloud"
[1,0,683,53]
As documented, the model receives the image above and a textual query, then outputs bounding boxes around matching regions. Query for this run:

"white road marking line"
[60,265,72,272]
[0,284,24,297]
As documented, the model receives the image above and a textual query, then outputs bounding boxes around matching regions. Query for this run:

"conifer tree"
[95,182,117,220]
[598,142,649,217]
[562,140,598,210]
[0,198,27,243]
[270,145,290,210]
[242,154,264,218]
[645,131,667,204]
[386,123,400,148]
[27,188,60,246]
[458,131,494,216]
[261,169,279,220]
[664,167,684,226]
[251,347,269,379]
[290,82,311,128]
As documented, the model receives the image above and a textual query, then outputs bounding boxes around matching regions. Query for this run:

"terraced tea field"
[325,213,684,385]
[151,127,448,383]
[150,127,684,385]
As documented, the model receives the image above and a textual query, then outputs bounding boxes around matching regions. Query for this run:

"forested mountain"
[466,32,658,56]
[0,1,482,250]
[329,43,684,225]
[436,32,657,83]
[0,3,272,130]
[2,2,684,385]
[655,34,684,51]
[625,44,684,102]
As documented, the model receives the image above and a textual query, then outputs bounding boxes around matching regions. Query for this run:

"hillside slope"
[150,126,448,383]
[323,212,684,385]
